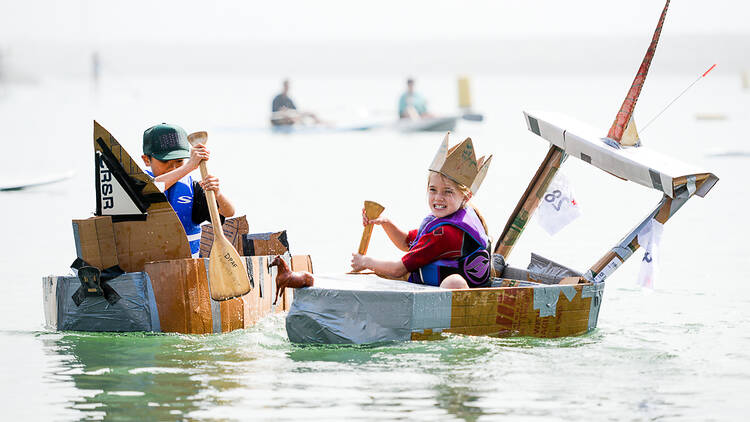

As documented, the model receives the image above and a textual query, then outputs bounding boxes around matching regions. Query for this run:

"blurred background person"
[398,77,433,120]
[270,79,319,126]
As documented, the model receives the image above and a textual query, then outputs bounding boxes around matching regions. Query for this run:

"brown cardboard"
[72,216,119,269]
[112,207,192,272]
[144,255,314,334]
[199,215,249,258]
[242,230,289,256]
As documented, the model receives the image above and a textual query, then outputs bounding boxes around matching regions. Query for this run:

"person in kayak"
[398,77,434,120]
[140,123,235,257]
[351,133,493,289]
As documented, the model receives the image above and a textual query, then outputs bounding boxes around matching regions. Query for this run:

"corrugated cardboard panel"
[199,216,249,258]
[242,231,289,256]
[72,216,119,269]
[145,259,214,334]
[114,207,191,273]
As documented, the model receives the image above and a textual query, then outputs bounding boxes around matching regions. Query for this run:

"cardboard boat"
[285,0,719,344]
[42,121,313,333]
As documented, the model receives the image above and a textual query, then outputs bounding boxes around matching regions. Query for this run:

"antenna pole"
[641,64,717,132]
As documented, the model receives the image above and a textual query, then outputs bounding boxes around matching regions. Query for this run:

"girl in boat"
[351,133,493,289]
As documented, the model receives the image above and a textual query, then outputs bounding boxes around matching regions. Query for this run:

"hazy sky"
[1,0,747,45]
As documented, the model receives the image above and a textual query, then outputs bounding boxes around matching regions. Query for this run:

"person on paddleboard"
[141,123,235,257]
[351,133,493,289]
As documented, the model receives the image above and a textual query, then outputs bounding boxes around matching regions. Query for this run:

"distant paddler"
[270,79,320,127]
[398,77,434,120]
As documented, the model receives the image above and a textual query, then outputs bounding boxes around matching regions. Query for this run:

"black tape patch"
[580,153,592,164]
[649,168,663,191]
[528,116,540,136]
[242,237,256,256]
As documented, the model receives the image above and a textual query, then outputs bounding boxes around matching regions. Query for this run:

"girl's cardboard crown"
[429,132,493,194]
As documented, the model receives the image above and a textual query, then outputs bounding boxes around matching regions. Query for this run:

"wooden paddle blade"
[364,200,385,219]
[208,236,251,301]
[187,131,208,147]
[358,200,385,255]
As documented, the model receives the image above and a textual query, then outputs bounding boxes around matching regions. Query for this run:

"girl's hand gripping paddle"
[187,131,251,301]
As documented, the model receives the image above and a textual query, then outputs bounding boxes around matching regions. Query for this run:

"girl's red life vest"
[407,207,491,287]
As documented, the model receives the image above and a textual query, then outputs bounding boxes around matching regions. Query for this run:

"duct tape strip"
[411,291,452,331]
[687,175,696,196]
[582,283,604,331]
[245,258,255,290]
[258,257,265,298]
[649,168,663,192]
[72,222,82,258]
[533,286,566,317]
[594,257,621,283]
[142,271,161,332]
[203,259,222,334]
[55,276,65,330]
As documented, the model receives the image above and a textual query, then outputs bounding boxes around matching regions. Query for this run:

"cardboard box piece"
[242,231,289,256]
[72,216,119,269]
[199,215,249,258]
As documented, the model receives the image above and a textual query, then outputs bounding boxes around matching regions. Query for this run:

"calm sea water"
[1,70,748,421]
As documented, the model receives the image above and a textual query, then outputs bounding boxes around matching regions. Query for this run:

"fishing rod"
[640,64,717,132]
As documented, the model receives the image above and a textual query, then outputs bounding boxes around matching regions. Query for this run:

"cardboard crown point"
[187,131,208,147]
[428,132,492,194]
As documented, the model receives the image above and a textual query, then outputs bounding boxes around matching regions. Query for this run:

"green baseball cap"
[143,123,190,161]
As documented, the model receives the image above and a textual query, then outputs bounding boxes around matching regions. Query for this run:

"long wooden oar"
[187,131,251,301]
[358,200,385,255]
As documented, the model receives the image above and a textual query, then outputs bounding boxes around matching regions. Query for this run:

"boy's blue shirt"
[145,169,202,257]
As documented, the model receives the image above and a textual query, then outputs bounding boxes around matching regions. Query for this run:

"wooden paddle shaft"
[197,161,226,239]
[358,224,375,255]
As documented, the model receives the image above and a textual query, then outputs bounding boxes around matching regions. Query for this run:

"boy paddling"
[141,123,235,257]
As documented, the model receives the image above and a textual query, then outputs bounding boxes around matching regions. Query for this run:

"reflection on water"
[41,331,244,420]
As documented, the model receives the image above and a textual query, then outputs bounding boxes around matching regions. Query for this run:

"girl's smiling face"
[427,172,469,218]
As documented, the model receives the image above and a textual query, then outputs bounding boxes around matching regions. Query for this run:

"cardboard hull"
[43,255,312,334]
[286,274,604,344]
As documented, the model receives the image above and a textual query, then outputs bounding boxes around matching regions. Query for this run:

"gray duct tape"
[203,260,222,334]
[42,276,58,330]
[687,175,697,196]
[533,286,563,317]
[56,275,65,330]
[411,291,452,331]
[583,270,595,283]
[244,257,254,290]
[668,191,690,217]
[612,245,634,261]
[72,222,82,258]
[582,283,605,331]
[142,272,161,332]
[258,257,265,298]
[560,285,577,302]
